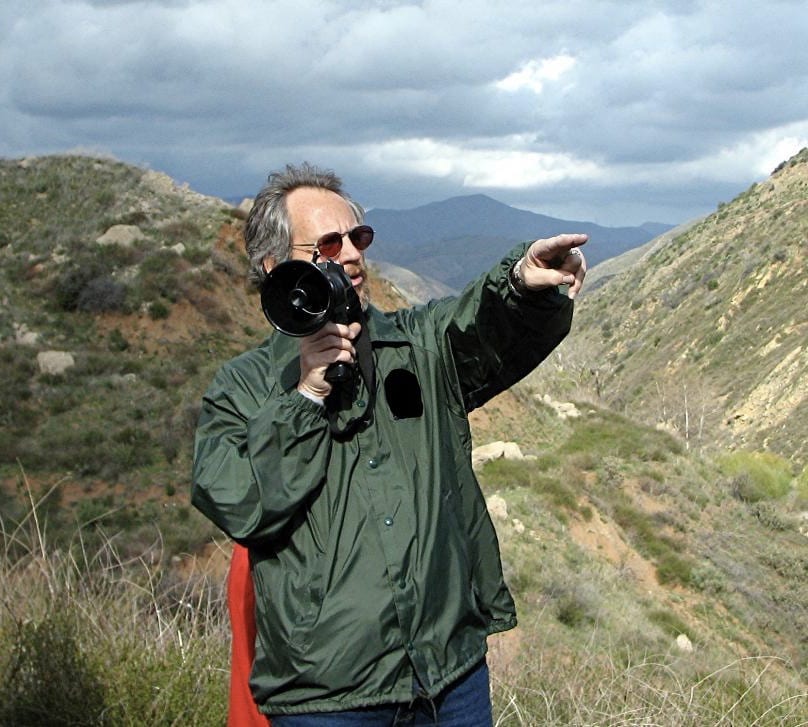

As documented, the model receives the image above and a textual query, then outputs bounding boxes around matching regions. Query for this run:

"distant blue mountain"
[365,194,673,290]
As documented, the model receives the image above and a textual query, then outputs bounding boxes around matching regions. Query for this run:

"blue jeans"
[270,659,492,726]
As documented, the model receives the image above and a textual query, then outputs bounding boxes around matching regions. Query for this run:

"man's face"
[285,186,370,309]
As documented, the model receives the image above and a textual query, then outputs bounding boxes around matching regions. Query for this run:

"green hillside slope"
[555,149,807,465]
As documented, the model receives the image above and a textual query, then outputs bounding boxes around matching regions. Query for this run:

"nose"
[337,233,362,266]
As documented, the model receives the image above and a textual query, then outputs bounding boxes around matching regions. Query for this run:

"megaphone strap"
[326,326,376,438]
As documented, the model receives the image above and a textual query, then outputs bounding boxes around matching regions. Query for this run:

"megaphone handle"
[325,362,353,384]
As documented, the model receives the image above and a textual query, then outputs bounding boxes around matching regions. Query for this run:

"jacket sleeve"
[430,242,575,412]
[191,355,332,544]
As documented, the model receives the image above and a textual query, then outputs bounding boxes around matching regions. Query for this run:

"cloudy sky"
[2,0,807,226]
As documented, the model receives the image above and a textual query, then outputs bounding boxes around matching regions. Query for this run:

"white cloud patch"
[343,136,605,189]
[496,55,576,94]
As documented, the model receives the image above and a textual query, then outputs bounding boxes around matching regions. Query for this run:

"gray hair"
[243,162,364,288]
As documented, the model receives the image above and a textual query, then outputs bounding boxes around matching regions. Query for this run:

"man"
[192,163,586,725]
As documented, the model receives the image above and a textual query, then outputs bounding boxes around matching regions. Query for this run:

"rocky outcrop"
[96,224,146,247]
[14,322,39,345]
[37,351,75,375]
[472,441,526,470]
[540,394,581,419]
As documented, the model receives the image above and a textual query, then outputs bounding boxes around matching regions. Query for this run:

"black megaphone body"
[261,259,363,383]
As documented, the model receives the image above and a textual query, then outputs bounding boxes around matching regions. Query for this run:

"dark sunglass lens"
[350,225,374,250]
[317,232,343,258]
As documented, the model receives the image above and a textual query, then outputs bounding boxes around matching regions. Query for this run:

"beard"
[344,262,371,311]
[358,280,371,312]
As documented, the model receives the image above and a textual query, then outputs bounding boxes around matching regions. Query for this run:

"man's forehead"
[287,187,354,237]
[287,186,347,215]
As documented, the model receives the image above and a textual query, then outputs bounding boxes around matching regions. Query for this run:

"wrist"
[508,257,530,296]
[297,384,327,406]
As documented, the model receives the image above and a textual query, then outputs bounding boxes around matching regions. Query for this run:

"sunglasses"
[294,225,374,259]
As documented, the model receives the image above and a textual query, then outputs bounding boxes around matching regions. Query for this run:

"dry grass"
[490,620,808,726]
[3,467,807,725]
[0,470,229,726]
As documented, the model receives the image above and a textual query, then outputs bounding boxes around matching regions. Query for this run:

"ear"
[262,255,276,274]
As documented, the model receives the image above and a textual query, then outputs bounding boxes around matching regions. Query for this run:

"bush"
[612,500,694,587]
[108,327,130,351]
[656,550,695,586]
[106,427,156,475]
[0,499,230,726]
[159,219,201,245]
[0,345,36,407]
[149,300,170,320]
[719,451,793,503]
[54,263,105,311]
[546,579,600,628]
[795,466,808,507]
[137,249,185,302]
[76,275,129,313]
[562,412,682,462]
[480,459,582,517]
[0,608,109,725]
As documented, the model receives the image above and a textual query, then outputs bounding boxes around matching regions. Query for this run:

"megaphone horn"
[261,260,334,336]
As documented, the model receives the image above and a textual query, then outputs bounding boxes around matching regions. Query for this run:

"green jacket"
[191,243,574,715]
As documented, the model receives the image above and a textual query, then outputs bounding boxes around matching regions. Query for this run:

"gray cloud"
[1,0,806,226]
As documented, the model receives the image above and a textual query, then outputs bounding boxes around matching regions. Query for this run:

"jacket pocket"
[252,550,325,655]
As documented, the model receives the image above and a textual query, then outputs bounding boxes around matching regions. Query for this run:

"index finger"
[528,233,589,265]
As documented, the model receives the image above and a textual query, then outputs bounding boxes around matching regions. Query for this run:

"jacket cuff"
[503,244,570,309]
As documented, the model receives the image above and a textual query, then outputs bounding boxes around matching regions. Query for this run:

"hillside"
[1,154,806,723]
[581,216,705,294]
[545,148,808,467]
[0,154,409,553]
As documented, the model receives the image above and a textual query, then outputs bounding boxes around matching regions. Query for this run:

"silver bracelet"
[508,257,529,296]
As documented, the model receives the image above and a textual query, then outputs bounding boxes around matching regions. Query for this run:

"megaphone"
[261,259,363,382]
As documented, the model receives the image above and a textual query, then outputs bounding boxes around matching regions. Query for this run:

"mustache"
[343,262,367,278]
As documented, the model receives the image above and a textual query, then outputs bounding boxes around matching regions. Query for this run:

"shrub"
[562,412,682,462]
[0,345,36,407]
[480,459,584,517]
[76,275,129,313]
[751,502,792,531]
[0,608,108,725]
[137,249,185,302]
[159,219,201,245]
[107,427,156,474]
[115,210,150,227]
[611,501,694,587]
[541,576,600,629]
[108,327,130,351]
[656,550,695,586]
[149,300,170,320]
[481,458,534,489]
[54,263,105,311]
[718,451,793,503]
[18,425,109,476]
[183,246,211,265]
[0,493,230,726]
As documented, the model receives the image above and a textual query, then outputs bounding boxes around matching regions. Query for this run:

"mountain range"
[365,193,672,291]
